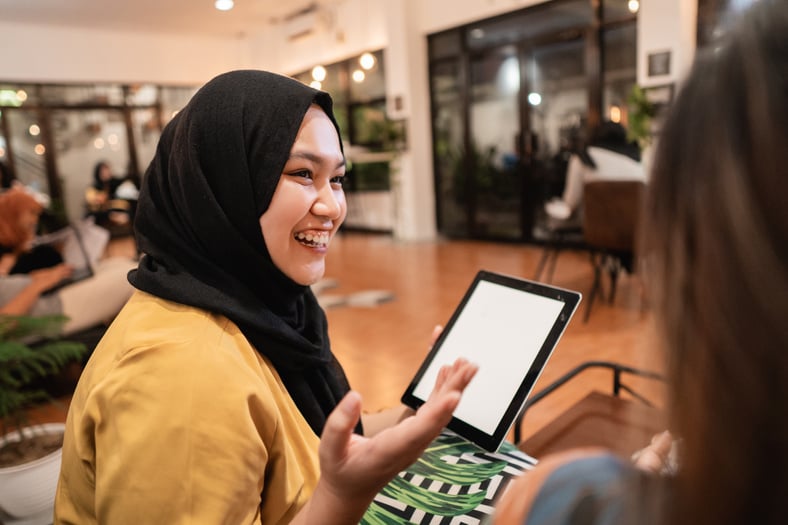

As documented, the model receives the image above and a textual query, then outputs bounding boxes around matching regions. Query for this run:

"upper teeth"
[296,232,329,245]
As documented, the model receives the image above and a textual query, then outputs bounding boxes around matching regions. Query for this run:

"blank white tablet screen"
[412,279,565,435]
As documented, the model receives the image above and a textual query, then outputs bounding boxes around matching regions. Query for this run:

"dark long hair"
[644,1,788,523]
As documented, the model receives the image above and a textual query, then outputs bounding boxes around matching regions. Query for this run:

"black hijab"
[129,70,358,437]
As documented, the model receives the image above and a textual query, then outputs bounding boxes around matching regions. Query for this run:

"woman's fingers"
[429,325,443,347]
[320,391,363,465]
[633,430,673,473]
[423,359,477,420]
[316,359,477,509]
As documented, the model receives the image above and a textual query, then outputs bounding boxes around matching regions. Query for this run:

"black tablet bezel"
[401,270,581,452]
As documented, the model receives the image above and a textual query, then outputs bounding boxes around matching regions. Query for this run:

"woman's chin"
[289,264,325,287]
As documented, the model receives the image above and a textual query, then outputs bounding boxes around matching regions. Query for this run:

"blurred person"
[493,1,788,524]
[544,121,643,221]
[0,187,135,335]
[84,161,137,227]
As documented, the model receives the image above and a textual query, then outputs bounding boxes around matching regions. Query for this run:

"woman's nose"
[312,183,342,219]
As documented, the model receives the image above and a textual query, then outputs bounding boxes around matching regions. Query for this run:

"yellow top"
[54,291,321,524]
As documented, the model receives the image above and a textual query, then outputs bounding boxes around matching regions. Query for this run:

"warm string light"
[310,52,376,88]
[215,0,234,11]
[359,52,376,70]
[628,0,640,13]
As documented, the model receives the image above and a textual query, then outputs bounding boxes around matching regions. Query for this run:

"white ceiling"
[0,0,330,38]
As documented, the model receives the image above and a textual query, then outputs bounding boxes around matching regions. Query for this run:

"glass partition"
[602,23,637,128]
[469,46,522,239]
[431,59,465,237]
[429,0,637,242]
[0,81,197,226]
[526,38,587,239]
[4,109,48,195]
[51,109,130,223]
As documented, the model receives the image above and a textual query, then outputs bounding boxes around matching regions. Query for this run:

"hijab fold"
[130,70,357,436]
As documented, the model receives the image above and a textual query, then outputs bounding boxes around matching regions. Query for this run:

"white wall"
[413,0,545,34]
[638,0,698,88]
[0,21,248,85]
[249,0,389,75]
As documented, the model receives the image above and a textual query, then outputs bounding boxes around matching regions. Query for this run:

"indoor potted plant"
[0,315,86,523]
[627,84,659,174]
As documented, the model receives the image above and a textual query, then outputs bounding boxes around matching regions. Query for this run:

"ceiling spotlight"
[215,0,234,11]
[310,80,322,90]
[312,65,327,82]
[628,0,640,13]
[352,69,366,83]
[359,52,376,70]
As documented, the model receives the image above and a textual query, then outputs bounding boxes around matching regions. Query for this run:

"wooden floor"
[26,232,667,448]
[323,232,666,444]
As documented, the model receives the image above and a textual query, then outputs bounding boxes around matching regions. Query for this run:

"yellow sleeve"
[84,324,273,524]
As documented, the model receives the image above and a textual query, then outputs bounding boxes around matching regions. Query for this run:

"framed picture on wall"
[647,50,672,77]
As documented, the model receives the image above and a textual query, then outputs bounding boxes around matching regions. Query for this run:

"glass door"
[465,37,587,241]
[467,45,523,240]
[523,37,588,240]
[431,59,466,237]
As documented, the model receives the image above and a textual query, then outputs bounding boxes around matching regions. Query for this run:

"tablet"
[401,270,581,452]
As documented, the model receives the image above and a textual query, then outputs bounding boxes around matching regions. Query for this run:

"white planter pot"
[0,423,65,524]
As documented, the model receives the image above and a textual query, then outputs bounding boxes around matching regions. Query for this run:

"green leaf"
[378,475,486,516]
[407,454,506,485]
[0,314,88,429]
[360,503,411,525]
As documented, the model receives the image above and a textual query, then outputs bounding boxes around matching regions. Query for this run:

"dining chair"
[581,179,646,321]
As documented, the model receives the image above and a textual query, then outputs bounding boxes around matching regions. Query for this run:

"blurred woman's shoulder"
[492,449,668,525]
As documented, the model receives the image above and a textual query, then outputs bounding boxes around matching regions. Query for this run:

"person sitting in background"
[544,121,643,221]
[0,187,135,336]
[84,161,138,228]
[493,1,788,523]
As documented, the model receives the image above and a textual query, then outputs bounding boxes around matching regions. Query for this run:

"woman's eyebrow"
[289,151,346,170]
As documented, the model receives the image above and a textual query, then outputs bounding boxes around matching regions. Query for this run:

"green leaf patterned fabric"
[361,431,536,525]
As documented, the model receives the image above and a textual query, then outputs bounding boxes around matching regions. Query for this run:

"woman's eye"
[330,174,345,186]
[291,169,312,180]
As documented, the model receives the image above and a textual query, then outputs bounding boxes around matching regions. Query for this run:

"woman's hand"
[294,358,478,525]
[0,253,17,276]
[0,264,74,316]
[29,264,73,292]
[632,430,676,474]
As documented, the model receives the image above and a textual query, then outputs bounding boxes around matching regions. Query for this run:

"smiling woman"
[260,105,347,286]
[53,70,477,525]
